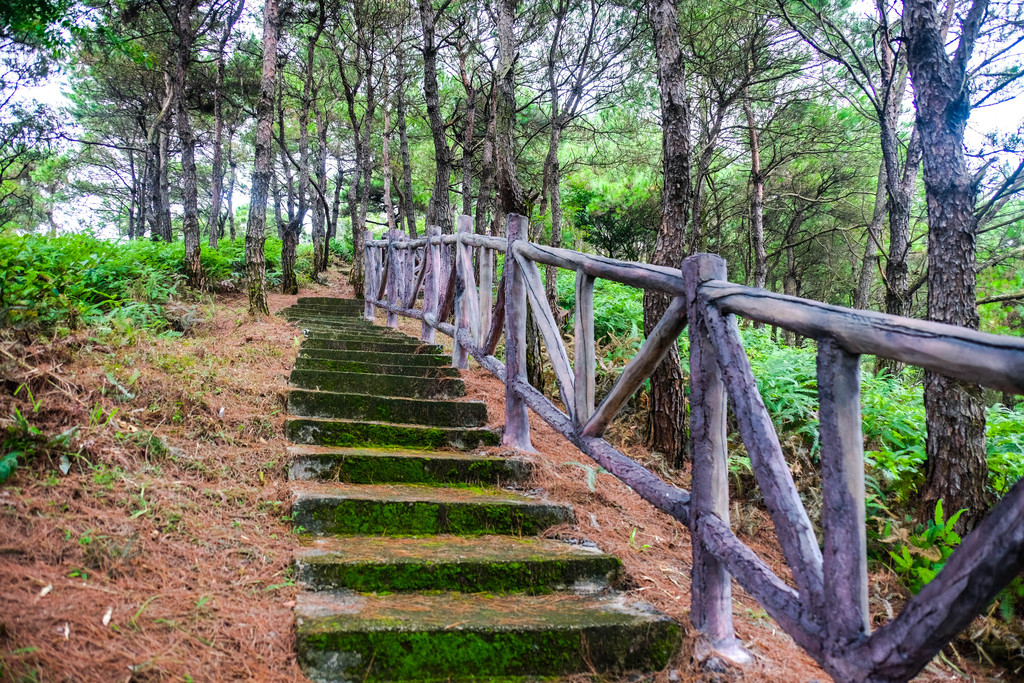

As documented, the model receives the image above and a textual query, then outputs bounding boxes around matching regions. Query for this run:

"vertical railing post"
[502,213,534,451]
[386,230,399,328]
[682,253,750,665]
[363,229,375,321]
[422,226,440,342]
[479,243,493,342]
[573,269,596,426]
[818,337,869,651]
[452,217,471,369]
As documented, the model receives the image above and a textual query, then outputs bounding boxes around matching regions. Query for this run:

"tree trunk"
[855,161,887,309]
[172,7,204,289]
[312,106,328,274]
[742,93,766,290]
[207,0,242,250]
[281,13,323,295]
[645,0,691,465]
[227,137,236,241]
[396,50,416,237]
[158,123,172,241]
[904,0,990,532]
[459,52,476,218]
[474,79,497,236]
[418,0,454,233]
[246,0,279,317]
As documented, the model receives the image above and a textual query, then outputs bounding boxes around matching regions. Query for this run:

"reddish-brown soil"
[0,272,1002,682]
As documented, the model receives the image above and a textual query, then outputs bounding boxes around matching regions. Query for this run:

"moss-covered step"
[287,445,528,484]
[297,297,364,307]
[292,358,460,377]
[295,591,680,681]
[290,482,574,536]
[288,370,465,399]
[299,331,416,344]
[301,339,443,354]
[287,390,487,427]
[297,349,449,367]
[294,535,621,593]
[285,417,499,450]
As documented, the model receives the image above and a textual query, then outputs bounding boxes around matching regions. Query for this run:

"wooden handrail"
[360,215,1024,683]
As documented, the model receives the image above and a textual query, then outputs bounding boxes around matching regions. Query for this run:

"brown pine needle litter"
[0,271,992,682]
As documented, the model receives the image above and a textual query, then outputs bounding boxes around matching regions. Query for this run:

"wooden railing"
[363,213,1024,683]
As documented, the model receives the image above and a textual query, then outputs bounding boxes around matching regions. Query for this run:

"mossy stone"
[285,418,500,450]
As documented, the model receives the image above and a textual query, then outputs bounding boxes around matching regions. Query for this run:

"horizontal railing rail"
[361,213,1024,683]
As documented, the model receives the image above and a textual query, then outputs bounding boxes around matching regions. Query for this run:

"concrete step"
[297,349,449,366]
[301,338,443,354]
[285,417,499,450]
[290,482,574,536]
[300,330,416,344]
[293,358,460,377]
[293,535,621,593]
[288,369,465,399]
[287,390,488,428]
[297,297,364,308]
[295,591,680,681]
[287,445,528,485]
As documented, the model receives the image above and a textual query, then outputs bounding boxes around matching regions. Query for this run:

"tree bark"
[904,0,990,532]
[645,0,691,465]
[418,0,454,233]
[312,105,328,274]
[281,9,324,295]
[396,50,416,237]
[208,0,243,250]
[474,78,497,236]
[246,0,278,316]
[855,161,887,309]
[742,92,766,290]
[172,1,204,289]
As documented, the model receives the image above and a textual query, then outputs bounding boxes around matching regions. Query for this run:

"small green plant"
[628,527,652,552]
[888,500,965,593]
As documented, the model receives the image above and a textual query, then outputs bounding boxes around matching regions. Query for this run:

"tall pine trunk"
[645,0,691,465]
[173,11,204,289]
[904,0,990,531]
[245,0,279,316]
[418,0,454,233]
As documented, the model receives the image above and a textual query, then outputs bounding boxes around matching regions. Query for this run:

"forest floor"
[0,265,1001,682]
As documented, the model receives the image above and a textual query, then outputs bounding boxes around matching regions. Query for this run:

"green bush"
[0,233,287,332]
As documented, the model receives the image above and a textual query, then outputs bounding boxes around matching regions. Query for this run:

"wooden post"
[422,226,440,342]
[479,244,493,343]
[453,218,471,369]
[683,253,751,666]
[503,213,534,451]
[386,230,399,328]
[363,229,375,320]
[574,269,596,425]
[818,337,869,649]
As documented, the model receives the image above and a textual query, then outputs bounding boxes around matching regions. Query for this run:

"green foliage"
[564,178,659,262]
[0,233,285,332]
[888,500,965,593]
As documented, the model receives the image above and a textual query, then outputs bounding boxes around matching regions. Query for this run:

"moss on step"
[295,592,680,680]
[290,485,573,536]
[287,370,465,399]
[293,359,460,378]
[298,349,449,366]
[285,418,499,450]
[301,339,444,354]
[287,390,487,427]
[287,446,528,484]
[294,536,621,593]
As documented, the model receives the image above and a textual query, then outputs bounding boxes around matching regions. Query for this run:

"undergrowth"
[0,233,341,333]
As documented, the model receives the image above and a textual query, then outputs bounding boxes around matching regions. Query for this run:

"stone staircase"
[282,296,681,682]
